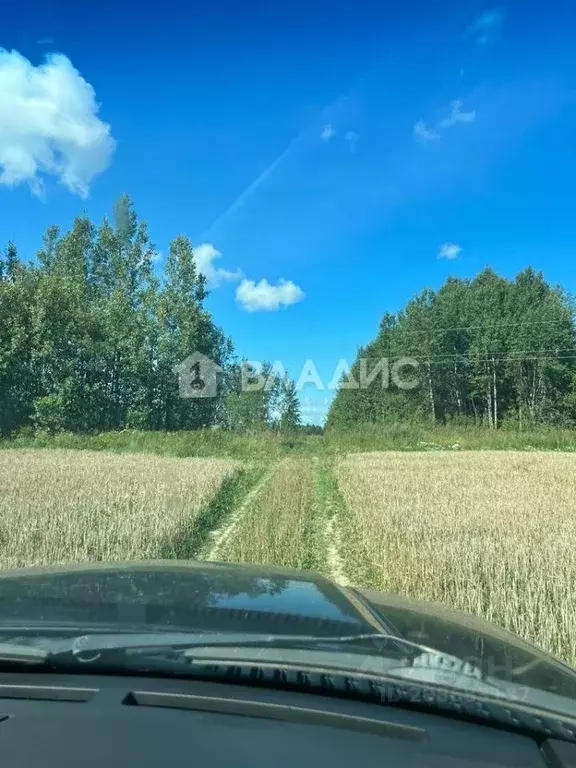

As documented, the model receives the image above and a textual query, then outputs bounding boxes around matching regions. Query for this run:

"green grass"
[317,460,381,588]
[311,463,335,575]
[323,422,576,453]
[2,423,575,459]
[0,429,290,460]
[311,461,353,584]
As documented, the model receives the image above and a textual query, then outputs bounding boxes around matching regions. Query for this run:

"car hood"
[0,559,575,700]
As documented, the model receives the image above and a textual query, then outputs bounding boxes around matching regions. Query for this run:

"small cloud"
[440,100,476,128]
[236,278,305,312]
[36,37,55,46]
[0,48,116,198]
[320,124,336,142]
[344,130,359,152]
[415,100,476,143]
[438,242,463,260]
[194,243,243,287]
[414,120,440,143]
[466,7,505,46]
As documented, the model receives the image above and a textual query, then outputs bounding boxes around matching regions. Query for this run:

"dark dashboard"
[0,672,572,767]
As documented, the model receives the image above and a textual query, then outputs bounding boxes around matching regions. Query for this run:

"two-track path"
[201,456,352,588]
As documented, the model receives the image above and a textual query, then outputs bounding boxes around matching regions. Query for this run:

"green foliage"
[217,362,302,434]
[0,263,37,435]
[328,267,576,431]
[5,242,21,282]
[219,362,275,431]
[1,196,304,437]
[32,394,67,433]
[3,202,575,443]
[278,376,301,433]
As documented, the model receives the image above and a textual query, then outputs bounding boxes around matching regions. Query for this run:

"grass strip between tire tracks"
[158,464,266,560]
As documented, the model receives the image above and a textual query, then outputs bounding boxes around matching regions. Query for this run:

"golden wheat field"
[336,451,576,665]
[0,449,240,569]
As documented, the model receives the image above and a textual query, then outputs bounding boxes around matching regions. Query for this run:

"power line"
[379,317,575,337]
[384,347,576,362]
[415,354,576,366]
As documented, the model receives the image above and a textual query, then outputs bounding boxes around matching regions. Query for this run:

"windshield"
[1,0,576,726]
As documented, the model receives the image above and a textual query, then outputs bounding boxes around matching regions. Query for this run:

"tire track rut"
[202,463,276,561]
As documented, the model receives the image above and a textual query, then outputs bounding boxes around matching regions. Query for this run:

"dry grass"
[336,451,576,665]
[217,458,318,570]
[0,449,240,568]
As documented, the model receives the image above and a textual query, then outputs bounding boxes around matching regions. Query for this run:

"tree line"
[0,196,301,436]
[327,268,576,429]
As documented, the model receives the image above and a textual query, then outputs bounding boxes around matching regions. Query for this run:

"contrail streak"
[200,133,301,241]
[200,94,348,241]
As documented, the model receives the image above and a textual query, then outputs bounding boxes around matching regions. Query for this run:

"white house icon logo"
[173,352,222,399]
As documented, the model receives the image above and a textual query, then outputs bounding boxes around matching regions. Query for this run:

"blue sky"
[2,0,576,422]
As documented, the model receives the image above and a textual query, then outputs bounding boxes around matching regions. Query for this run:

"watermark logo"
[173,352,222,399]
[175,354,421,398]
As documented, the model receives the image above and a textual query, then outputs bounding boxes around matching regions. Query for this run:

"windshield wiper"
[0,631,445,666]
[2,633,573,746]
[0,632,507,704]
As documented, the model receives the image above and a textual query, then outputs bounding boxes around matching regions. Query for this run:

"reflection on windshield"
[211,578,359,624]
[0,564,366,636]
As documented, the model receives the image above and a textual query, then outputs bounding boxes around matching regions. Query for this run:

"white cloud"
[413,120,440,143]
[415,99,476,143]
[0,48,115,198]
[194,243,243,287]
[320,124,336,142]
[236,278,305,312]
[438,242,463,260]
[344,130,359,152]
[192,245,302,313]
[440,100,476,128]
[466,8,505,46]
